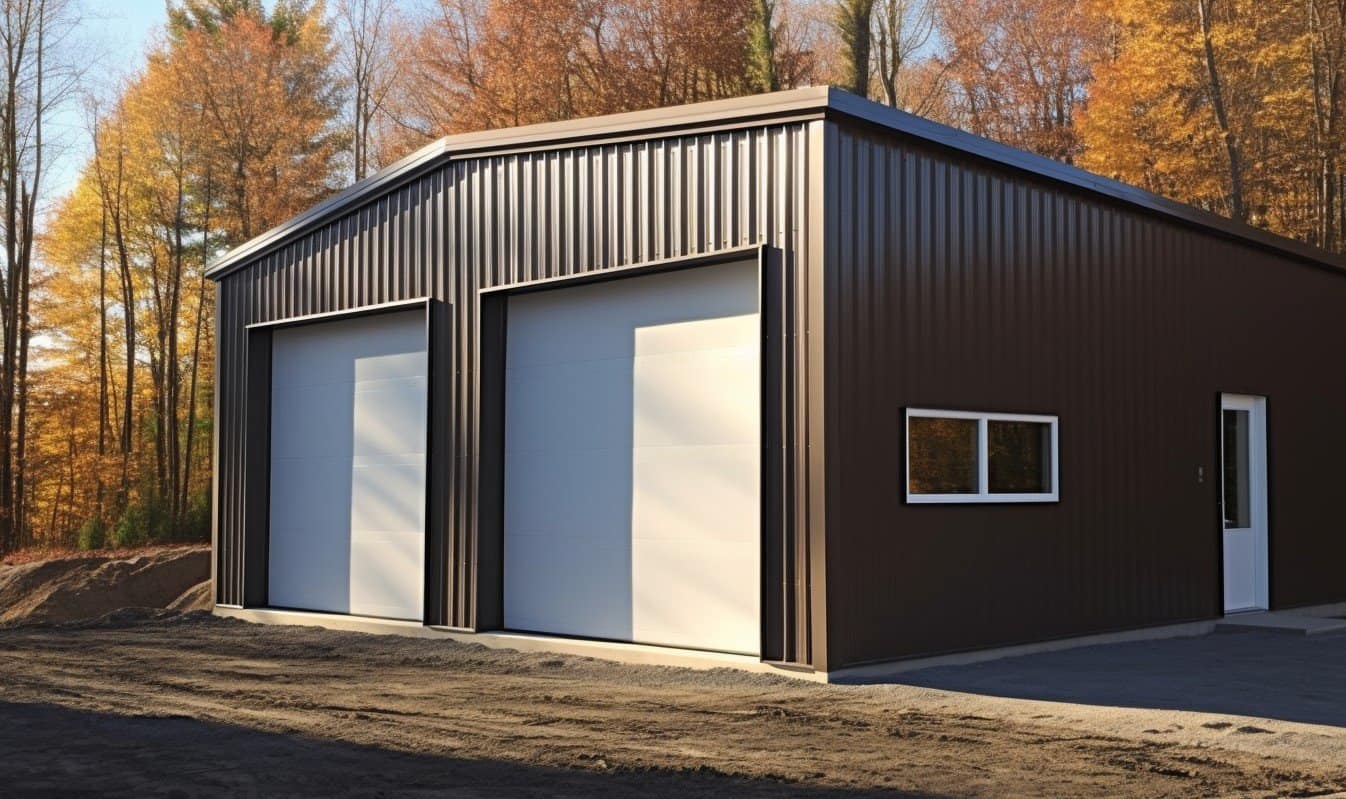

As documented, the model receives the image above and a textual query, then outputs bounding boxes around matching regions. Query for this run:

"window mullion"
[977,417,990,495]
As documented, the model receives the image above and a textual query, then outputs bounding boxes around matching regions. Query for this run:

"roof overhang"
[207,86,1346,280]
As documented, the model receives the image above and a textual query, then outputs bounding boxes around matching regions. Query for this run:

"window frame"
[904,408,1060,504]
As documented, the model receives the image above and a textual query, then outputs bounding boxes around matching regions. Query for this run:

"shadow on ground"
[895,629,1346,728]
[0,700,929,799]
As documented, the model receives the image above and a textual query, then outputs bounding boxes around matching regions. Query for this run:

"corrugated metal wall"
[213,121,826,664]
[823,120,1346,667]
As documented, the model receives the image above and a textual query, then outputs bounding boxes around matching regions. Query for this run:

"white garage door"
[504,260,760,655]
[268,310,427,621]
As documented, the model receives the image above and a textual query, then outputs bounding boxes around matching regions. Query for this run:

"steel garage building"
[208,87,1346,677]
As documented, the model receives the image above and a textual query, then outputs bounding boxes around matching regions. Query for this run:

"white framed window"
[905,408,1059,504]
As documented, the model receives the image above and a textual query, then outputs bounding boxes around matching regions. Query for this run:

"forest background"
[1,0,1333,554]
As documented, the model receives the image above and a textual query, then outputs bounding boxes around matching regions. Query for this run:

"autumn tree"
[934,0,1104,162]
[30,0,342,549]
[88,95,136,513]
[1304,0,1345,247]
[1078,0,1312,230]
[167,0,343,241]
[382,0,817,148]
[32,169,120,546]
[0,0,80,555]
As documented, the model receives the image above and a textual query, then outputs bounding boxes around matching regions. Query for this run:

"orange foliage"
[381,0,819,153]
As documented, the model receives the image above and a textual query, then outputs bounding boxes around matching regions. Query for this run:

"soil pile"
[0,545,209,626]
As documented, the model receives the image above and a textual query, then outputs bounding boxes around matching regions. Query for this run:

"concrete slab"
[1215,611,1346,636]
[894,627,1346,728]
[212,605,826,682]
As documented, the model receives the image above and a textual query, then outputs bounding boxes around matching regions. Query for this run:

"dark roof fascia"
[206,87,834,279]
[821,87,1346,274]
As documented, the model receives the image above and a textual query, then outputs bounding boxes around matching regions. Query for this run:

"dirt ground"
[0,545,209,626]
[3,613,1345,798]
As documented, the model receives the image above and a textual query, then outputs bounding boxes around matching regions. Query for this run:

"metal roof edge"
[821,87,1346,273]
[206,87,832,279]
[208,85,1346,279]
[206,137,452,278]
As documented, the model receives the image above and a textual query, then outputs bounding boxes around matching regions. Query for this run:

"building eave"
[207,85,1346,280]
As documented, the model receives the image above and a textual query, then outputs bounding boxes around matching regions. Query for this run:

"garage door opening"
[267,309,428,621]
[503,260,761,655]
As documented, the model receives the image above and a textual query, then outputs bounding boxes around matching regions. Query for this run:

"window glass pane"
[908,417,979,494]
[1223,409,1251,529]
[988,420,1052,494]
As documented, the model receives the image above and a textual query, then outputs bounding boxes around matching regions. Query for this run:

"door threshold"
[1216,611,1346,636]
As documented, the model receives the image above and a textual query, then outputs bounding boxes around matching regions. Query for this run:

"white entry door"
[268,310,428,621]
[1221,394,1268,613]
[503,260,761,655]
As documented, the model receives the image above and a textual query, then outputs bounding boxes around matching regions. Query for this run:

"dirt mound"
[168,580,213,612]
[0,545,209,627]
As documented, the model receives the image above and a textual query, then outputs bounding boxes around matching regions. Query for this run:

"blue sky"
[99,1,165,57]
[46,2,168,202]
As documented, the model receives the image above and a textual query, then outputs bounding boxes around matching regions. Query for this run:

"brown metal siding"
[212,123,827,665]
[824,119,1346,667]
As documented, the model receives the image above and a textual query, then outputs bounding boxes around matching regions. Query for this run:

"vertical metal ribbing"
[213,122,820,664]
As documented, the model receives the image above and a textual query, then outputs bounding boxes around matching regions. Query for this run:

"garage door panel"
[507,265,757,368]
[350,462,426,533]
[353,376,429,459]
[633,347,758,448]
[505,359,632,453]
[268,309,426,622]
[268,525,349,614]
[270,340,354,388]
[632,313,758,356]
[504,449,631,537]
[274,315,426,386]
[350,530,424,619]
[632,444,758,543]
[268,457,352,533]
[504,533,631,639]
[270,385,355,460]
[353,349,428,382]
[271,328,358,388]
[505,291,635,366]
[504,260,759,654]
[633,538,759,653]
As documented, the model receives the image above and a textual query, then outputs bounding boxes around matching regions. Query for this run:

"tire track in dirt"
[1,613,1343,798]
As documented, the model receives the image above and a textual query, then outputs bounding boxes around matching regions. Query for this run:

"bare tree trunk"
[15,189,33,547]
[747,0,779,93]
[14,5,45,547]
[0,0,48,554]
[875,0,933,109]
[1197,0,1246,221]
[110,136,136,509]
[90,102,136,516]
[97,181,109,523]
[1308,0,1346,251]
[834,0,876,98]
[338,0,398,181]
[0,4,28,554]
[182,170,212,526]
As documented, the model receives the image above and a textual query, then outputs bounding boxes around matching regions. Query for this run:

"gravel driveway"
[1,611,1344,798]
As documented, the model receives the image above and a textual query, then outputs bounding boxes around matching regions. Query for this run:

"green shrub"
[111,496,167,548]
[181,489,212,542]
[108,490,211,547]
[77,517,107,550]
